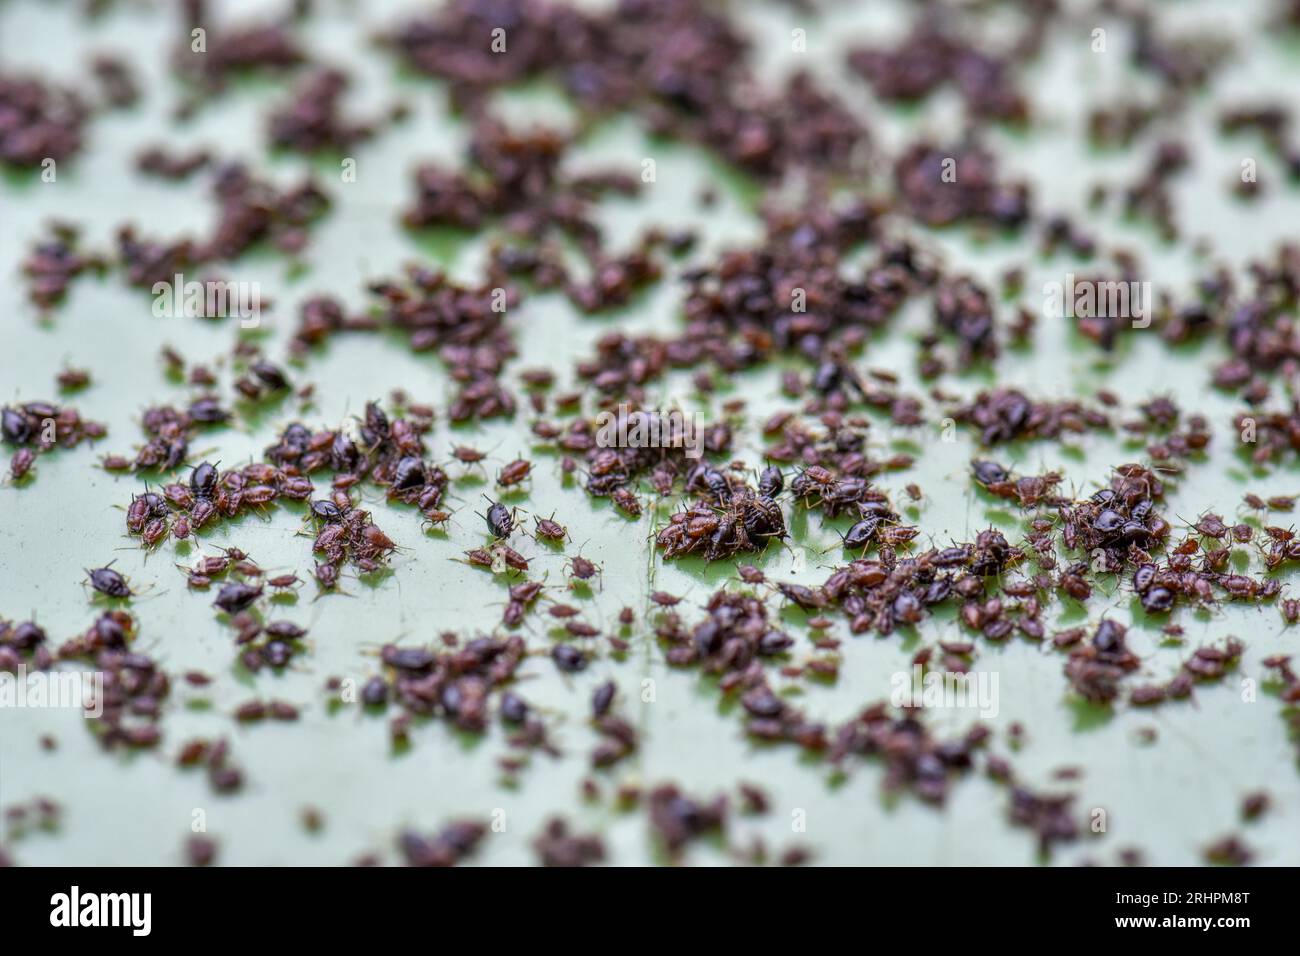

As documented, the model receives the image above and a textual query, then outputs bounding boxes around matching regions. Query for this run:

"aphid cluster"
[1063,620,1141,704]
[954,387,1110,446]
[125,459,312,546]
[829,703,989,805]
[2,400,105,481]
[363,637,528,736]
[656,466,786,561]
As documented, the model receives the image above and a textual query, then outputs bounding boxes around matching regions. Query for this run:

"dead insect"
[494,543,530,572]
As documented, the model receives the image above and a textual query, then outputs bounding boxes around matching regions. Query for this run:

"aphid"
[1,407,32,444]
[497,458,532,487]
[9,447,34,480]
[392,455,427,490]
[142,517,169,547]
[611,487,641,516]
[534,514,568,541]
[190,461,219,500]
[264,621,307,640]
[213,581,263,614]
[251,361,290,391]
[841,515,880,550]
[310,499,343,523]
[267,573,301,590]
[314,562,340,589]
[758,465,784,498]
[484,498,514,539]
[452,445,487,464]
[360,524,397,555]
[568,555,599,581]
[548,603,581,618]
[696,466,732,503]
[971,460,1009,485]
[494,543,529,572]
[172,514,192,539]
[776,582,826,610]
[592,681,616,718]
[879,525,919,547]
[552,644,588,673]
[235,700,267,722]
[650,591,682,607]
[126,492,162,532]
[86,563,132,598]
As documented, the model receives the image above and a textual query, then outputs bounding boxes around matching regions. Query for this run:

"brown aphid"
[268,573,301,590]
[649,591,682,607]
[314,562,340,589]
[56,367,91,391]
[611,486,642,517]
[9,447,34,480]
[1241,791,1270,821]
[142,517,169,547]
[548,603,581,619]
[497,458,533,487]
[452,445,487,464]
[534,514,568,541]
[568,555,600,582]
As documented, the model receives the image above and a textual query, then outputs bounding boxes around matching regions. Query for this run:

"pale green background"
[1,0,1298,865]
